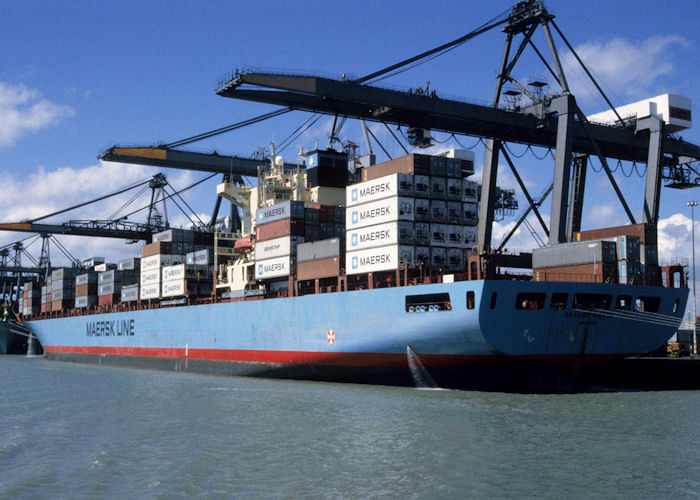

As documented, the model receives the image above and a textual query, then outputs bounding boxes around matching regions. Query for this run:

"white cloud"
[0,161,216,266]
[0,82,74,147]
[563,35,690,103]
[658,212,695,264]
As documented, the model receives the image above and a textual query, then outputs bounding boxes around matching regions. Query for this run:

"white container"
[140,269,161,285]
[162,263,197,282]
[346,196,414,230]
[398,245,415,267]
[414,222,430,245]
[347,173,402,207]
[414,198,430,221]
[430,177,447,199]
[121,286,140,302]
[414,175,430,197]
[255,256,293,279]
[415,246,430,265]
[346,221,399,252]
[254,235,303,261]
[140,284,160,300]
[446,178,462,200]
[162,279,188,298]
[141,254,184,271]
[346,245,399,275]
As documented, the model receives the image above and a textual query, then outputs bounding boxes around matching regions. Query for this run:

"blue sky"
[1,0,700,287]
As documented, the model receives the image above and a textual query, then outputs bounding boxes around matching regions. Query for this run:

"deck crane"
[214,0,700,280]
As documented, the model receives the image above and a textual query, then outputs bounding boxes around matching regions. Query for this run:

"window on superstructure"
[515,292,546,310]
[635,296,660,313]
[405,293,451,312]
[466,291,475,310]
[616,295,632,310]
[573,293,612,310]
[550,293,568,309]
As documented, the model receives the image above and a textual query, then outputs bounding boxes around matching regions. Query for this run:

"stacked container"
[153,228,197,256]
[98,269,138,305]
[345,173,415,274]
[140,241,184,300]
[347,155,476,273]
[532,240,618,283]
[75,271,98,308]
[297,238,343,280]
[254,200,305,280]
[22,281,41,316]
[50,268,76,311]
[161,263,212,298]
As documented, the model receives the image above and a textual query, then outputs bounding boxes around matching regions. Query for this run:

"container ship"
[19,147,690,388]
[15,1,699,388]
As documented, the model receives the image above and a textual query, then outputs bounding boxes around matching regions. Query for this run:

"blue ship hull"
[24,280,687,385]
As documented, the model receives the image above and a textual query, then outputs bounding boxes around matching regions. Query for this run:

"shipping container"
[297,238,342,263]
[162,263,201,282]
[398,245,415,267]
[76,272,98,286]
[93,263,117,272]
[461,179,479,202]
[430,247,447,268]
[306,165,347,188]
[51,299,72,312]
[414,198,430,221]
[75,283,98,297]
[140,284,160,300]
[51,278,75,291]
[255,218,306,241]
[255,256,294,279]
[618,259,643,284]
[414,222,430,245]
[185,248,215,266]
[305,207,320,226]
[429,156,447,176]
[153,228,195,243]
[75,295,98,308]
[254,235,304,261]
[447,225,463,247]
[414,175,430,198]
[346,245,399,274]
[345,196,414,230]
[415,246,430,265]
[255,200,305,226]
[121,285,140,302]
[98,293,120,305]
[447,248,464,271]
[51,288,75,302]
[297,256,342,280]
[446,178,462,200]
[430,200,447,222]
[118,257,141,271]
[430,223,448,246]
[98,269,138,285]
[462,202,478,225]
[361,153,430,181]
[82,257,105,268]
[610,235,641,262]
[162,279,212,298]
[463,226,478,247]
[532,240,617,269]
[447,201,462,224]
[346,173,413,207]
[430,177,447,199]
[345,222,402,252]
[305,224,321,242]
[532,262,617,283]
[140,254,183,271]
[142,241,172,258]
[140,269,161,286]
[98,282,121,296]
[446,158,462,178]
[334,206,345,223]
[51,268,76,281]
[319,222,335,240]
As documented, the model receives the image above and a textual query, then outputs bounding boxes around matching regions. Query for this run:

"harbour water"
[1,356,698,498]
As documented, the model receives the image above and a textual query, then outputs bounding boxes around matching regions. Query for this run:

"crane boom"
[0,221,154,242]
[99,146,302,177]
